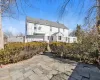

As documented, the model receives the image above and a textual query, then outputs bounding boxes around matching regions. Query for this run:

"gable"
[52,32,64,36]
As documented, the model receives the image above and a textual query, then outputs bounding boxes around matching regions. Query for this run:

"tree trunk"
[97,0,100,17]
[0,0,4,49]
[96,0,100,65]
[96,0,100,34]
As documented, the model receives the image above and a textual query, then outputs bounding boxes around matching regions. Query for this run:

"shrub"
[0,42,47,64]
[49,42,99,64]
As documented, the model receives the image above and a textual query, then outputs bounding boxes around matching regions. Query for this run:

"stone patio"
[0,53,100,80]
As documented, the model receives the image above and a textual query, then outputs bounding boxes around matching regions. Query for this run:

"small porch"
[49,32,65,42]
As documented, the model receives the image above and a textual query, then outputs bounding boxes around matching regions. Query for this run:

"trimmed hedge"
[0,42,47,64]
[50,42,99,64]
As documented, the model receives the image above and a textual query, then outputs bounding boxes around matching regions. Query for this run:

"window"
[50,27,52,31]
[51,36,53,40]
[58,36,61,40]
[66,37,68,41]
[48,36,50,40]
[38,27,41,30]
[68,38,70,42]
[58,28,60,32]
[73,38,76,42]
[63,29,65,32]
[34,27,36,30]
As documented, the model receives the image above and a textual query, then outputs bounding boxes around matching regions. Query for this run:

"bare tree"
[96,0,100,34]
[4,30,13,37]
[58,0,100,32]
[0,0,34,49]
[0,0,3,49]
[0,0,13,49]
[0,0,100,49]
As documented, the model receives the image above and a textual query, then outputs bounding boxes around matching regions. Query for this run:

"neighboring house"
[25,17,77,43]
[7,36,25,43]
[68,37,77,43]
[4,35,8,44]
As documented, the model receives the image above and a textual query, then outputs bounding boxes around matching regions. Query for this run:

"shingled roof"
[26,17,68,29]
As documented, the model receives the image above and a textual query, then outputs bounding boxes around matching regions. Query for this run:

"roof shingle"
[26,17,68,29]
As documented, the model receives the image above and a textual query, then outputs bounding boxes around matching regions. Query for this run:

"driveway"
[0,53,100,80]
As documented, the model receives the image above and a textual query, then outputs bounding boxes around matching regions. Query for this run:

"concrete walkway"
[0,53,100,80]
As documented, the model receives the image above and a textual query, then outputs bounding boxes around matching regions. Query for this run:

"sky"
[2,0,95,35]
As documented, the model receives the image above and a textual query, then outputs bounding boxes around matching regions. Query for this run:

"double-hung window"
[66,37,68,41]
[38,27,41,30]
[50,27,52,31]
[58,36,61,40]
[34,27,36,30]
[48,36,50,40]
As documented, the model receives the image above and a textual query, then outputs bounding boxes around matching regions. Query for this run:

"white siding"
[51,27,58,35]
[26,38,44,42]
[25,22,77,43]
[68,37,77,43]
[34,24,50,34]
[59,28,63,33]
[8,37,24,42]
[63,29,69,37]
[27,23,35,35]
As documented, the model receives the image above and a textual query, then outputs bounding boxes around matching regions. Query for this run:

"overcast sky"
[2,0,95,35]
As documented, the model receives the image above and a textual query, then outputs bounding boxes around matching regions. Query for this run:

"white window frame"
[58,36,61,40]
[66,37,68,41]
[38,27,41,30]
[50,27,52,31]
[34,27,37,30]
[48,36,50,40]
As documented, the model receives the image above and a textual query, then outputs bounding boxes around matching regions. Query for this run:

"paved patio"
[0,53,100,80]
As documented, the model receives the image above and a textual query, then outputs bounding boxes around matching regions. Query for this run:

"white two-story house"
[25,17,77,43]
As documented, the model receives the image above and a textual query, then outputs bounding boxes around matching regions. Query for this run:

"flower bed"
[0,42,47,64]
